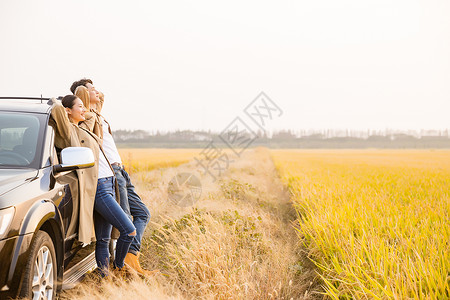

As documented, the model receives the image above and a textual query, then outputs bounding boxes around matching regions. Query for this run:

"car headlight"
[0,207,15,239]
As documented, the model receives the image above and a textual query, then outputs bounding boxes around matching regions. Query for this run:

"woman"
[50,95,135,276]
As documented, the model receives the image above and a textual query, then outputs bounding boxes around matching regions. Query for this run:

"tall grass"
[141,148,314,299]
[146,208,298,299]
[272,150,450,299]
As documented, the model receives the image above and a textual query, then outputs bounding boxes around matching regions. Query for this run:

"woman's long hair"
[74,85,90,110]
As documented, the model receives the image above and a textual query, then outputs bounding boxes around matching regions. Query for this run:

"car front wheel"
[20,230,57,300]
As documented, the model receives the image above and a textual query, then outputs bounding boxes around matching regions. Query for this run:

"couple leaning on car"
[49,78,156,277]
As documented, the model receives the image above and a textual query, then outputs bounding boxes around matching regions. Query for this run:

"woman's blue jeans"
[94,176,136,275]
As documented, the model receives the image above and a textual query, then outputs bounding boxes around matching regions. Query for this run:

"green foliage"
[220,179,256,202]
[220,210,265,255]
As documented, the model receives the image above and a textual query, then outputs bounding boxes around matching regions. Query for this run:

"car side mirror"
[53,147,95,173]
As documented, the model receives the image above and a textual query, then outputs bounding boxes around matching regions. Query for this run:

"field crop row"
[118,148,199,173]
[271,150,450,299]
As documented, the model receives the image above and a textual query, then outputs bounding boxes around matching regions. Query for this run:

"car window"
[0,112,40,167]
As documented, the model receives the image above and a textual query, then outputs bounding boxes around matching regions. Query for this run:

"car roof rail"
[0,96,63,104]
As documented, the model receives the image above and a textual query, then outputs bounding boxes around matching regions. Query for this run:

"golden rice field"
[271,150,450,299]
[118,148,198,173]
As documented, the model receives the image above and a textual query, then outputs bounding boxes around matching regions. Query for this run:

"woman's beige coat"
[49,98,101,244]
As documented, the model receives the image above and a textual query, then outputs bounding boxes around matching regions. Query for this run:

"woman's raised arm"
[48,98,72,149]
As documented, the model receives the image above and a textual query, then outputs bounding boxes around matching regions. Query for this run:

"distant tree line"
[113,129,450,148]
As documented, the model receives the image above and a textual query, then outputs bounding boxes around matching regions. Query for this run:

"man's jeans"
[94,176,135,275]
[113,165,151,255]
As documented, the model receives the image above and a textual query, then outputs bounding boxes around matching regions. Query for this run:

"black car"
[0,98,97,299]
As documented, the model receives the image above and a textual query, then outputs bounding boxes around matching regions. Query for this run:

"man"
[70,79,156,276]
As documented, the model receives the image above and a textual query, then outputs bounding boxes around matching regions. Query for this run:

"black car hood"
[0,168,38,198]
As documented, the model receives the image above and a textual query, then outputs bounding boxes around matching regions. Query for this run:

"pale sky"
[0,0,449,132]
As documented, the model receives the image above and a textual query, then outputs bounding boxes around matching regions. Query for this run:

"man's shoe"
[124,252,159,276]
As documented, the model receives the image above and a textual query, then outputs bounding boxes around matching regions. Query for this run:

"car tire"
[19,230,57,300]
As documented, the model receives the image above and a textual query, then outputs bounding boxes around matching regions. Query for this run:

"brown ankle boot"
[124,252,159,276]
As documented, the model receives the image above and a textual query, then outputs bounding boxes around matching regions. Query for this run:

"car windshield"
[0,112,41,168]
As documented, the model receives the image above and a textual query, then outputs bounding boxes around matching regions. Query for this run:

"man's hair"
[70,78,93,94]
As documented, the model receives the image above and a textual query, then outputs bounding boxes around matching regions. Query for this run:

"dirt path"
[61,148,322,299]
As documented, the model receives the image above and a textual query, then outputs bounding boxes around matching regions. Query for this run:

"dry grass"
[271,149,450,299]
[59,273,182,300]
[62,148,321,299]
